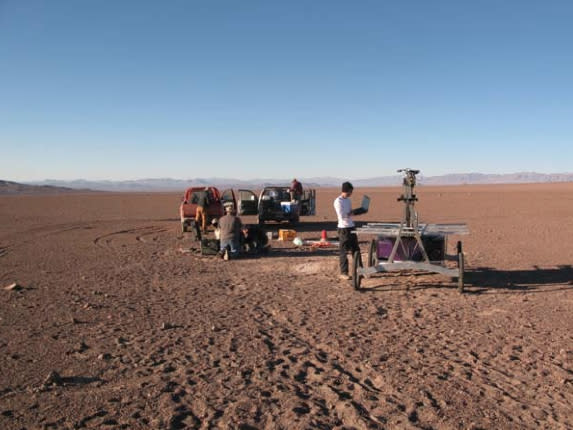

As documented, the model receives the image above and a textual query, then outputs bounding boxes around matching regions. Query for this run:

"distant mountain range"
[0,180,93,195]
[16,172,573,192]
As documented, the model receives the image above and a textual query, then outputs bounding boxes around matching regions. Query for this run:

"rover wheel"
[367,239,377,267]
[352,250,363,290]
[457,241,464,292]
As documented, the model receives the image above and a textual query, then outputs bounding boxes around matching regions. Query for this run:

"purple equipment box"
[377,235,446,262]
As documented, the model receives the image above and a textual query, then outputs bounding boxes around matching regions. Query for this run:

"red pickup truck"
[179,187,261,234]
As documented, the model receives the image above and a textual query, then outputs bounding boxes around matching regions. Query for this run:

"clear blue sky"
[1,0,572,181]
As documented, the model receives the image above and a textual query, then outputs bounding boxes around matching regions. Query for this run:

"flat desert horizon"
[1,183,572,429]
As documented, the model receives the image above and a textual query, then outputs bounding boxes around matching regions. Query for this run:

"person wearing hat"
[218,203,243,260]
[333,181,363,280]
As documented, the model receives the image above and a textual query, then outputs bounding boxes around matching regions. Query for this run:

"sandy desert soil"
[1,184,572,429]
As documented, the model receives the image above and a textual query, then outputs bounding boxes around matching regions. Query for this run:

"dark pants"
[338,228,359,275]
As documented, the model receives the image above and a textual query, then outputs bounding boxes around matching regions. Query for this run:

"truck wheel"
[352,251,363,290]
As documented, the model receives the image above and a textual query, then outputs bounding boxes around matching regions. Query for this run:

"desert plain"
[0,183,572,429]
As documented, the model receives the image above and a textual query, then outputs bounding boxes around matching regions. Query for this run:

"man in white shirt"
[333,181,363,280]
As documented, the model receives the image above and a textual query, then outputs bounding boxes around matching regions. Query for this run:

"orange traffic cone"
[320,230,327,242]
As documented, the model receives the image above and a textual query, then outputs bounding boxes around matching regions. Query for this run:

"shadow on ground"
[463,265,573,294]
[358,265,573,295]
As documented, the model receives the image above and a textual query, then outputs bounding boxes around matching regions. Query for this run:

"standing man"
[195,187,210,234]
[289,178,303,202]
[218,203,243,260]
[333,181,362,280]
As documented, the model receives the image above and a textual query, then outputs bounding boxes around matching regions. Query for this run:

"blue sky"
[1,0,572,181]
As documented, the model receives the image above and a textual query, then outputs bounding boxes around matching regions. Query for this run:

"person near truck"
[218,203,243,260]
[289,178,303,202]
[242,224,270,254]
[195,187,210,234]
[333,181,364,281]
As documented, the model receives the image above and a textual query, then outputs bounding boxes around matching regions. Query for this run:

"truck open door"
[237,189,259,216]
[220,189,236,208]
[301,189,316,216]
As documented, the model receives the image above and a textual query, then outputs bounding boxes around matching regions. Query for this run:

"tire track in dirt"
[168,258,411,429]
[0,223,93,253]
[55,257,243,429]
[244,259,572,429]
[249,305,391,429]
[372,292,573,429]
[76,259,279,428]
[93,226,168,250]
[135,227,168,243]
[246,291,453,429]
[0,224,95,275]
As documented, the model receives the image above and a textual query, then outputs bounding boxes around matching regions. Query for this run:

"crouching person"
[218,203,242,260]
[242,224,270,254]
